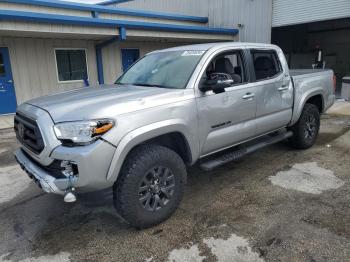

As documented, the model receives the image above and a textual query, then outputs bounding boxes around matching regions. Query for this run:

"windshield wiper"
[134,83,170,88]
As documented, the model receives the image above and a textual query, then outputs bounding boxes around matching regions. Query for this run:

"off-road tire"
[289,103,320,149]
[113,144,187,228]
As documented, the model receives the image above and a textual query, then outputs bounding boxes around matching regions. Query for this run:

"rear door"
[250,49,293,135]
[0,47,17,114]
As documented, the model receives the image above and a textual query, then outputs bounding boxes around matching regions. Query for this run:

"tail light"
[333,74,337,93]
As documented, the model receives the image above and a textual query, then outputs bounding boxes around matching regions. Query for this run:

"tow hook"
[64,175,77,203]
[64,187,77,203]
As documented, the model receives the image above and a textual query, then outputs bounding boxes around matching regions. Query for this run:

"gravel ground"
[0,114,349,262]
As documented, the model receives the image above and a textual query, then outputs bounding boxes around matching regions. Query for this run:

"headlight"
[54,119,114,145]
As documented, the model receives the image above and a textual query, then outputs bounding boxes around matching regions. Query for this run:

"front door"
[196,49,257,156]
[121,49,140,72]
[0,47,17,114]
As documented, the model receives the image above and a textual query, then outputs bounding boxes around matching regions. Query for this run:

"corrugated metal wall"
[115,0,273,43]
[273,0,350,27]
[0,37,98,104]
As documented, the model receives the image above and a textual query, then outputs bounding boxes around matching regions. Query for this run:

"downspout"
[96,27,127,85]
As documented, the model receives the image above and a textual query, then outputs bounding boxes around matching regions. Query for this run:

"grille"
[14,113,44,154]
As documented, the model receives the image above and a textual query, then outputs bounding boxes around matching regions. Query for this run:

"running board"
[199,131,293,171]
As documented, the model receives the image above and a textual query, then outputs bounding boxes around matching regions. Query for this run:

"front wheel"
[288,103,320,149]
[113,144,187,228]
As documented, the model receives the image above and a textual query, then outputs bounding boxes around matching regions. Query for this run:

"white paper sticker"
[181,51,205,56]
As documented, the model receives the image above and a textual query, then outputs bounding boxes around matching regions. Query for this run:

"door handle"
[242,93,255,99]
[278,86,289,91]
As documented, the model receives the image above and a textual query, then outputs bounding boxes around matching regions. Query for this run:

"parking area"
[0,113,349,262]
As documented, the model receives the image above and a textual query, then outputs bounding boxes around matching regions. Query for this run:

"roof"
[98,0,133,5]
[154,42,279,52]
[2,0,208,23]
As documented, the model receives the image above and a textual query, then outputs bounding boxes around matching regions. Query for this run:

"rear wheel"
[289,103,320,149]
[113,144,187,228]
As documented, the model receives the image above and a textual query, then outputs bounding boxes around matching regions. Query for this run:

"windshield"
[116,50,205,89]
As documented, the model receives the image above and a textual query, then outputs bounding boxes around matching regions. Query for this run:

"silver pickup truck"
[14,42,335,228]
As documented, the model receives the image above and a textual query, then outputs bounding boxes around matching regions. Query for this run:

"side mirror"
[199,78,234,94]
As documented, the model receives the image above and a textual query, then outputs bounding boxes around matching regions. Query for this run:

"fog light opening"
[61,160,78,177]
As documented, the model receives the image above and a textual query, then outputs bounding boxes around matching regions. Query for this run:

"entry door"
[0,47,17,114]
[121,49,140,72]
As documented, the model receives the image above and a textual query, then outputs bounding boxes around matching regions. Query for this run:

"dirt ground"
[0,114,349,262]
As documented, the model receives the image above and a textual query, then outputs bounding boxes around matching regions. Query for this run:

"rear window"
[251,50,282,81]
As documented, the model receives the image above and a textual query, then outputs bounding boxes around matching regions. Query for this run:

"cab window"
[202,50,246,86]
[251,50,282,81]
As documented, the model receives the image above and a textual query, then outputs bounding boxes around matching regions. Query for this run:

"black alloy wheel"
[138,166,175,212]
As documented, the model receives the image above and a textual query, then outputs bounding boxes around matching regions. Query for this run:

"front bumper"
[15,149,70,194]
[15,138,117,194]
[14,103,118,195]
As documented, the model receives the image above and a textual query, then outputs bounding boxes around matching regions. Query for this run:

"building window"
[55,49,88,82]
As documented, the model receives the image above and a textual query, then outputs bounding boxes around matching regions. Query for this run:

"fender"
[106,119,199,182]
[290,88,324,126]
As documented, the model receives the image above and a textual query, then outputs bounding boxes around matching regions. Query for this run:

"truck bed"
[289,68,335,125]
[290,69,332,77]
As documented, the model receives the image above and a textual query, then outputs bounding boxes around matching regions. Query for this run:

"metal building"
[271,0,350,95]
[1,0,349,118]
[1,0,256,116]
[114,0,273,43]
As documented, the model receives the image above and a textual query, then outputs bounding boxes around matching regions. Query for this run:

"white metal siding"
[273,0,350,27]
[115,0,273,43]
[115,0,208,17]
[0,37,98,104]
[0,2,208,37]
[0,2,91,17]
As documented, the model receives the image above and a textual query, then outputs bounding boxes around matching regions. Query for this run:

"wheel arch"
[305,94,324,113]
[290,90,324,126]
[106,120,198,182]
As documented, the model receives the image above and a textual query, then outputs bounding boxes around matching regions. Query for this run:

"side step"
[199,131,293,171]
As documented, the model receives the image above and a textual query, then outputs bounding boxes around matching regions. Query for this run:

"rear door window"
[251,50,282,81]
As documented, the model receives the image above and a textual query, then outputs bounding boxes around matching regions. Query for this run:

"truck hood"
[26,84,191,122]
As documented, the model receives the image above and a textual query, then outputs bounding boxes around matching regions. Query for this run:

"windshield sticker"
[181,51,205,56]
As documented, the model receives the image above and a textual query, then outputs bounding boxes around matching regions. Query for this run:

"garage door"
[272,0,350,27]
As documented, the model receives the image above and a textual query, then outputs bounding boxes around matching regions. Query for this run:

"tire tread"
[113,144,186,228]
[289,103,320,149]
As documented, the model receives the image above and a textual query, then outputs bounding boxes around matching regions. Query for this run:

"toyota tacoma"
[14,43,335,228]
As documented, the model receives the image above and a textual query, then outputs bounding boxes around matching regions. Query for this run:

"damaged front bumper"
[15,149,75,195]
